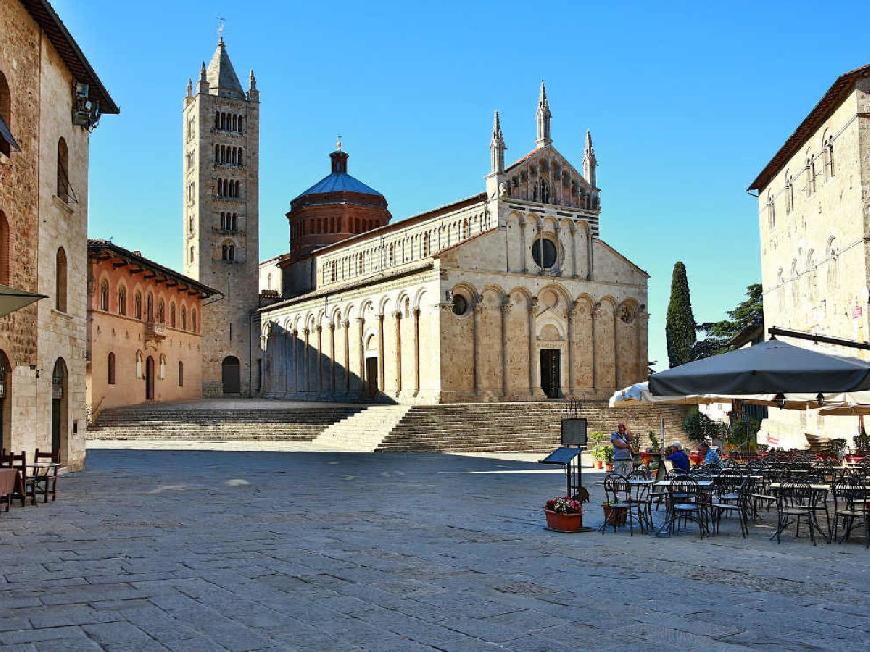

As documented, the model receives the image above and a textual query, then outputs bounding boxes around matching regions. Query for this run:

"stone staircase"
[312,405,412,452]
[88,404,363,442]
[375,402,690,453]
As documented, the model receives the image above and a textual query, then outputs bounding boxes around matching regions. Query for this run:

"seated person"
[665,441,690,473]
[698,441,722,468]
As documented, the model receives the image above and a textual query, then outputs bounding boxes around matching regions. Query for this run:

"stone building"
[259,84,649,404]
[749,63,870,448]
[0,0,118,469]
[182,37,260,396]
[86,240,218,413]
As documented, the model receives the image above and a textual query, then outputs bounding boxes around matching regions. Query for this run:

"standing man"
[611,422,633,477]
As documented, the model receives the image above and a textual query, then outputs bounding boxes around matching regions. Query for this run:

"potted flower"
[603,445,614,472]
[592,446,605,470]
[689,450,701,466]
[544,496,583,532]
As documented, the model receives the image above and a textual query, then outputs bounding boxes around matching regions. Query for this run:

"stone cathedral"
[257,83,649,404]
[182,38,260,396]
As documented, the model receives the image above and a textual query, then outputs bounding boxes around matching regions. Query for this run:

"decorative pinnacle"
[585,129,593,150]
[186,78,193,97]
[336,135,342,151]
[199,61,207,80]
[249,69,257,91]
[539,80,549,108]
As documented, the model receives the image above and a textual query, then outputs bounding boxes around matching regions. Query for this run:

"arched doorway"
[51,358,68,462]
[222,356,240,394]
[0,350,10,452]
[145,356,155,400]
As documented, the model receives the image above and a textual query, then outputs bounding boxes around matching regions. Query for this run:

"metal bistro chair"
[664,478,710,538]
[772,482,829,545]
[711,476,752,538]
[600,474,638,535]
[31,449,59,503]
[834,477,870,548]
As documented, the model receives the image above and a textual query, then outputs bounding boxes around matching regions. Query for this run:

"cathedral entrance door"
[365,357,378,399]
[540,349,561,399]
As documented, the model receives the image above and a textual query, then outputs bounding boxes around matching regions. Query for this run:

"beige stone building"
[86,240,218,413]
[182,38,260,397]
[0,0,117,469]
[749,63,870,448]
[259,85,649,404]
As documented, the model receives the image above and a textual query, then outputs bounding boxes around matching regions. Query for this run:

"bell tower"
[182,36,260,396]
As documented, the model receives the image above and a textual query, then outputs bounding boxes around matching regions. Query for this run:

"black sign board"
[541,447,582,465]
[560,418,587,447]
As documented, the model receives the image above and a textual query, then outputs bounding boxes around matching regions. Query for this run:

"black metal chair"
[30,449,59,503]
[664,478,709,538]
[711,476,751,537]
[600,474,636,535]
[834,477,870,548]
[772,482,829,545]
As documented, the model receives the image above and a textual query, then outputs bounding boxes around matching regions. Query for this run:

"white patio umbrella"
[608,382,828,410]
[0,284,45,317]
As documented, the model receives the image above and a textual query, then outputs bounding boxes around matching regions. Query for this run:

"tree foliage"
[692,283,764,360]
[665,261,696,368]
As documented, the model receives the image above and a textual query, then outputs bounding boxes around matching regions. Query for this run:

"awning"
[609,382,827,410]
[649,340,870,396]
[0,284,46,317]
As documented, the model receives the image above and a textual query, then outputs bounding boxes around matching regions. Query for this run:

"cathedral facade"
[258,85,649,404]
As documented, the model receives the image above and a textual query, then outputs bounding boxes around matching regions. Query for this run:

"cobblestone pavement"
[2,451,870,651]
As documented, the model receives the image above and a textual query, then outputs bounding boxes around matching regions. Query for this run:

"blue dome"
[296,172,383,199]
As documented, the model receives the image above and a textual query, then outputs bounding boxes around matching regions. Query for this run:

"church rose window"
[452,294,469,316]
[532,237,557,269]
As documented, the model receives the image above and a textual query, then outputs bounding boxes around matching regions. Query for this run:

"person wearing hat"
[665,440,690,473]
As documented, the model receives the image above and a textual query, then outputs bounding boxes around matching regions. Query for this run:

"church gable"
[502,146,596,209]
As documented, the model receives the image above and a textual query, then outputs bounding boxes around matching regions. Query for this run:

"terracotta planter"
[640,452,652,465]
[602,504,627,526]
[689,452,701,466]
[545,509,583,532]
[605,463,613,472]
[594,460,604,470]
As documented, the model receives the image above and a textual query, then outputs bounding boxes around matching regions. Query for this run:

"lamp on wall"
[29,364,39,379]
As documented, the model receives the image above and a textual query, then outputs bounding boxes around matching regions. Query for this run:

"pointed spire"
[199,62,207,81]
[186,78,193,98]
[249,69,257,91]
[490,111,506,175]
[582,129,597,187]
[536,81,552,148]
[206,38,245,99]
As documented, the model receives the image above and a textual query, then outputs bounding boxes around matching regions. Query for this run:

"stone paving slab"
[2,450,870,650]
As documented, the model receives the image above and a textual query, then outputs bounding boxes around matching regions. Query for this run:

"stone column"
[527,298,537,397]
[472,302,481,396]
[356,317,366,397]
[519,218,527,273]
[303,328,310,394]
[290,330,298,396]
[413,308,421,396]
[536,221,544,275]
[328,322,336,396]
[315,325,323,394]
[566,307,574,396]
[500,301,510,398]
[570,223,578,278]
[393,310,402,397]
[377,313,385,392]
[343,319,351,394]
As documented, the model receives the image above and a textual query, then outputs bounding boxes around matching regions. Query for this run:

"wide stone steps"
[376,402,689,453]
[313,405,412,452]
[88,405,362,442]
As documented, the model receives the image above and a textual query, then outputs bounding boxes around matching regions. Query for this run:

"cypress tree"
[666,261,696,368]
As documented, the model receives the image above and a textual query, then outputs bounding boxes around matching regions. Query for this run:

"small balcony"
[145,322,167,341]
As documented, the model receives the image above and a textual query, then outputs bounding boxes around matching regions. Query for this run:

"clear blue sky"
[57,0,868,372]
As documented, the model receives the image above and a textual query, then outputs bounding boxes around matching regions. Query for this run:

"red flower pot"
[689,451,701,465]
[545,509,583,532]
[640,452,652,465]
[605,463,613,472]
[594,460,604,470]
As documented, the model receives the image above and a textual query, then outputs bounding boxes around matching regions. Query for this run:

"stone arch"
[505,287,532,397]
[616,298,641,388]
[537,283,571,313]
[572,293,595,390]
